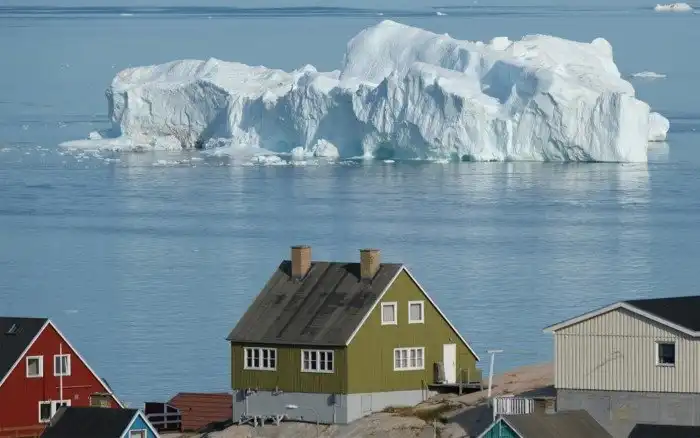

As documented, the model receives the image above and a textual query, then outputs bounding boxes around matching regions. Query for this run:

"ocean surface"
[1,0,699,408]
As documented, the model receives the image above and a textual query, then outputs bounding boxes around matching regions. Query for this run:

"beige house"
[544,295,700,438]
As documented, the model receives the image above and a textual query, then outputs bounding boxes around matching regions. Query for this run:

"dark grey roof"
[0,317,48,382]
[502,410,612,438]
[626,296,700,332]
[41,407,139,438]
[227,261,404,346]
[628,423,700,438]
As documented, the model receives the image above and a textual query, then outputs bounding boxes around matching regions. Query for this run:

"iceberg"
[70,20,669,162]
[631,71,666,79]
[654,3,693,12]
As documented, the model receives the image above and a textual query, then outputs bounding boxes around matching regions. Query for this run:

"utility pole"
[487,349,503,399]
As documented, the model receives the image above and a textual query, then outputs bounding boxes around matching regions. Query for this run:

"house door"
[443,344,457,384]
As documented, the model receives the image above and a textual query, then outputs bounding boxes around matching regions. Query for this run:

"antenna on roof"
[5,324,18,335]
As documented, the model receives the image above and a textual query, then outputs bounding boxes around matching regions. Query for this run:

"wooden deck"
[0,425,45,438]
[428,381,483,394]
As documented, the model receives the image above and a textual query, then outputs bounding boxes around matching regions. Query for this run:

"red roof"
[167,392,231,432]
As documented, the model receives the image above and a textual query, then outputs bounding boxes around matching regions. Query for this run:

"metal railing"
[492,396,535,420]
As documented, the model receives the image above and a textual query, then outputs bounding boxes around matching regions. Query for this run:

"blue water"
[1,1,699,408]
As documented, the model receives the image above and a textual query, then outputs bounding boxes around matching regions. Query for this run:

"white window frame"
[53,354,71,377]
[38,399,71,423]
[26,355,43,378]
[408,301,425,324]
[656,341,676,367]
[129,430,147,438]
[38,401,52,423]
[301,349,334,373]
[393,347,425,371]
[243,347,277,371]
[381,302,398,325]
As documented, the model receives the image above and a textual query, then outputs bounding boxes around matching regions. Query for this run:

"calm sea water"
[1,1,699,407]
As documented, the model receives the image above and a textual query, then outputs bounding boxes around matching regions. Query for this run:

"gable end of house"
[344,266,480,361]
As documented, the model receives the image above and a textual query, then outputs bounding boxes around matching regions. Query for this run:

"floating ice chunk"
[310,140,339,158]
[247,155,288,166]
[77,20,667,162]
[648,112,670,142]
[654,3,693,11]
[631,71,667,79]
[436,11,447,16]
[291,147,307,160]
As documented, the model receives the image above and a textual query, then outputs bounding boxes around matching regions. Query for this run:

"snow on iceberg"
[74,20,669,162]
[654,3,693,12]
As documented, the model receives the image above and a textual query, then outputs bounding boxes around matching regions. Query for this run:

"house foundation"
[557,389,700,438]
[233,389,435,425]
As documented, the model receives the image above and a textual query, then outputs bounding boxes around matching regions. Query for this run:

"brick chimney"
[360,249,381,280]
[291,245,311,279]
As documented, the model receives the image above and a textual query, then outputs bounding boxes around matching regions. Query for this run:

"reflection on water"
[5,152,698,407]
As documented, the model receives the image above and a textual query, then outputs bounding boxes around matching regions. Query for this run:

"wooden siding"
[346,271,478,393]
[124,414,158,438]
[555,308,700,392]
[168,393,231,432]
[0,324,119,430]
[479,420,519,438]
[231,345,346,394]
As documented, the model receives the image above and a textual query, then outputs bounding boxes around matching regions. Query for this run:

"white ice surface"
[654,3,693,11]
[648,112,670,142]
[69,20,671,162]
[631,71,667,79]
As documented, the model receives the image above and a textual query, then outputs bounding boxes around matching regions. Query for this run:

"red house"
[0,317,122,437]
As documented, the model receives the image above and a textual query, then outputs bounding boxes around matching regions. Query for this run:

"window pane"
[40,403,51,421]
[401,350,408,368]
[659,343,675,364]
[270,350,276,369]
[410,349,417,367]
[417,349,424,367]
[382,305,395,322]
[262,349,269,368]
[28,358,40,376]
[310,351,318,370]
[327,352,333,371]
[394,350,401,368]
[410,303,422,321]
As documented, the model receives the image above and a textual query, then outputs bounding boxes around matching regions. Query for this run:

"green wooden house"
[477,411,612,438]
[226,245,481,425]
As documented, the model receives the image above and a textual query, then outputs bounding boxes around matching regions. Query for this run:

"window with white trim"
[302,350,334,373]
[129,430,146,438]
[408,301,425,324]
[244,347,277,370]
[38,400,71,423]
[54,354,71,376]
[394,347,425,371]
[381,302,397,325]
[657,342,676,366]
[26,356,43,378]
